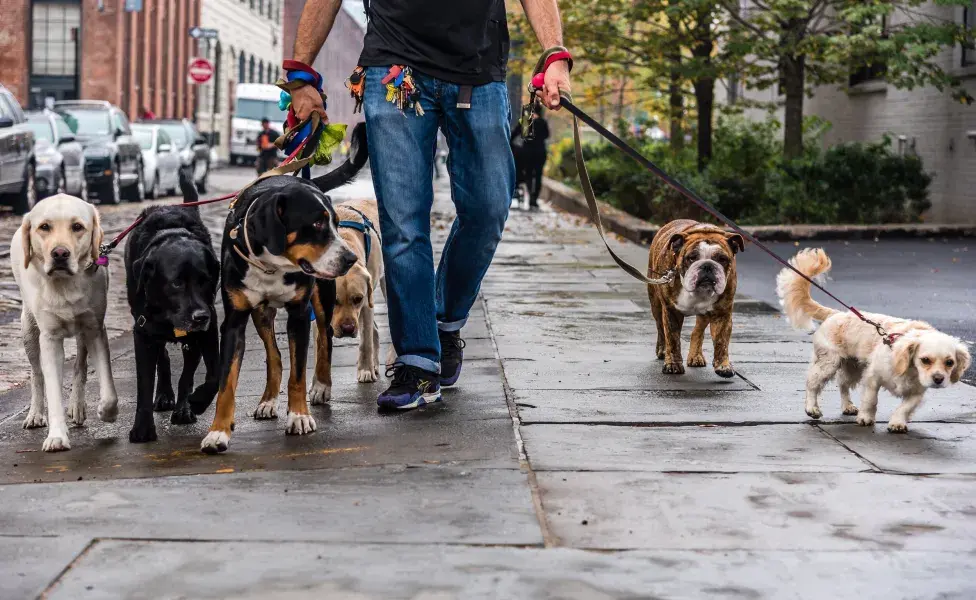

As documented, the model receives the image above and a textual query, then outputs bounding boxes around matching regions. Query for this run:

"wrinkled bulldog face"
[679,240,732,296]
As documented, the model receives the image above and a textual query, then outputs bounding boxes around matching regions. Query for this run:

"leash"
[336,206,378,262]
[526,48,897,346]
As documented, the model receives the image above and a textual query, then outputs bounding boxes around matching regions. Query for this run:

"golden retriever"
[11,194,119,451]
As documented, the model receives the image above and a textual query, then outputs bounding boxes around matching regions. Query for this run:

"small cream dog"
[777,248,970,433]
[11,194,119,451]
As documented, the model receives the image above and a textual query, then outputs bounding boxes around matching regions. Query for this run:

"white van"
[230,83,287,165]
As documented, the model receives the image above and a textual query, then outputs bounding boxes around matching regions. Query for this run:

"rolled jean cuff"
[396,354,441,375]
[437,318,467,332]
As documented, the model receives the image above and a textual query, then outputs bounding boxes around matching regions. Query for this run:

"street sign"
[124,0,143,12]
[188,26,219,40]
[187,58,214,84]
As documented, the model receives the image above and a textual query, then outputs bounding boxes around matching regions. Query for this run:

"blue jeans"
[363,67,515,374]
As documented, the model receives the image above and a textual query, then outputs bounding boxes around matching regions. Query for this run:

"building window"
[249,55,255,83]
[31,2,81,77]
[258,60,265,84]
[259,0,264,15]
[275,67,280,82]
[964,3,976,66]
[850,16,888,86]
[250,0,255,10]
[238,52,246,83]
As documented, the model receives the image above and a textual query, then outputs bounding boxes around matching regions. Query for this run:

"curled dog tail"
[311,122,369,193]
[776,248,836,331]
[179,167,198,204]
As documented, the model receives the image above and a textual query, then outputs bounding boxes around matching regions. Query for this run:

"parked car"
[25,110,87,201]
[151,119,210,193]
[131,123,182,199]
[0,84,37,214]
[54,100,144,205]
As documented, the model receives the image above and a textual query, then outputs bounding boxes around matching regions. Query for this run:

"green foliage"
[549,117,932,225]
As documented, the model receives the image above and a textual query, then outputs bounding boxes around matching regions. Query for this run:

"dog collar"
[337,207,378,262]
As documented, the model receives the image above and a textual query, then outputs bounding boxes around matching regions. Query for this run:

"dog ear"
[893,338,920,378]
[951,342,972,384]
[21,215,32,269]
[668,232,685,255]
[364,268,374,309]
[726,232,745,254]
[249,194,288,256]
[90,205,103,264]
[133,254,155,301]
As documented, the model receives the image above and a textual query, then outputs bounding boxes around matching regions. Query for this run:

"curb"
[540,178,976,243]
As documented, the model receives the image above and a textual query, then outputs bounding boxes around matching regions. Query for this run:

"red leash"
[98,140,309,264]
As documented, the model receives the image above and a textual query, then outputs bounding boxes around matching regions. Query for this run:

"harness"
[337,207,379,262]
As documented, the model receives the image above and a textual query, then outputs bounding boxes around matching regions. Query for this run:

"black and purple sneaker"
[377,364,441,411]
[439,330,466,387]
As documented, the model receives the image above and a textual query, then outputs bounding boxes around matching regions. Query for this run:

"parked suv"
[150,119,211,193]
[25,110,87,201]
[0,84,37,214]
[54,100,144,204]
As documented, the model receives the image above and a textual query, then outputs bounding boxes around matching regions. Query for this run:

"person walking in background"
[255,118,280,175]
[521,104,550,210]
[140,106,156,120]
[289,0,572,410]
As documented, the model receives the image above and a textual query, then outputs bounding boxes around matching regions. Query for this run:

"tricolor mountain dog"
[200,123,367,454]
[124,170,220,443]
[647,219,744,378]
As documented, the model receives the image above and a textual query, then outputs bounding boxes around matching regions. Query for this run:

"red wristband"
[283,59,318,78]
[531,50,573,89]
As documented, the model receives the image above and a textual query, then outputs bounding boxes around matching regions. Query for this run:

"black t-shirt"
[358,0,510,85]
[258,128,279,158]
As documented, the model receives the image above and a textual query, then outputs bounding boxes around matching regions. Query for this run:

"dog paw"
[200,430,230,454]
[856,415,875,427]
[42,433,70,452]
[655,349,665,360]
[714,365,735,379]
[23,411,47,429]
[309,380,331,405]
[687,354,707,368]
[662,362,685,375]
[805,406,823,420]
[285,412,317,435]
[887,421,909,434]
[188,383,217,415]
[171,405,197,425]
[97,398,118,423]
[153,389,176,412]
[357,367,377,383]
[129,422,158,444]
[842,404,860,416]
[252,401,278,420]
[66,401,86,427]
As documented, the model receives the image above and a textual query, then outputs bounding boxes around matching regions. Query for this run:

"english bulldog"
[646,219,744,378]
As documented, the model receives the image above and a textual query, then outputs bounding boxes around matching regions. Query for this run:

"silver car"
[25,110,87,201]
[131,124,182,199]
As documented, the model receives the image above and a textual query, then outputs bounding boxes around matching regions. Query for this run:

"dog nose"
[340,322,356,336]
[340,249,357,272]
[191,310,210,327]
[51,247,71,261]
[933,373,945,385]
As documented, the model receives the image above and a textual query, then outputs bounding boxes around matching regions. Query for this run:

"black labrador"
[125,170,220,443]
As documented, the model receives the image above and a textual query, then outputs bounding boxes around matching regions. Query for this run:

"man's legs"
[435,81,515,355]
[363,67,443,398]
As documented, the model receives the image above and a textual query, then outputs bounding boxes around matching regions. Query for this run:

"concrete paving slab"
[45,540,976,600]
[0,466,542,545]
[522,423,867,473]
[0,536,89,600]
[538,471,976,550]
[823,423,976,474]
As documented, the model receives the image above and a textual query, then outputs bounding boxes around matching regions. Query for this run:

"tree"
[721,0,975,158]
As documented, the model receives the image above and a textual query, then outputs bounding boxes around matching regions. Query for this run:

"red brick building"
[0,0,201,119]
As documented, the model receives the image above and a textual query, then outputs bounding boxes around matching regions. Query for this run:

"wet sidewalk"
[1,171,976,599]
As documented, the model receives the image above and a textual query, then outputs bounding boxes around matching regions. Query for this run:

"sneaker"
[377,364,441,410]
[439,329,466,387]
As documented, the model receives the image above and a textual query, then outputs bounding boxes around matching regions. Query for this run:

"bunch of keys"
[519,91,542,140]
[346,66,366,114]
[382,65,424,116]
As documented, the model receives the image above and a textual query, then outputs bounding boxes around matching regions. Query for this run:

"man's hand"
[291,85,329,123]
[536,60,571,110]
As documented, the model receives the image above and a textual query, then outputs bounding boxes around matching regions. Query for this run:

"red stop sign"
[187,58,214,84]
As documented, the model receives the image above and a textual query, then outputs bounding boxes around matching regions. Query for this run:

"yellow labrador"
[11,194,118,452]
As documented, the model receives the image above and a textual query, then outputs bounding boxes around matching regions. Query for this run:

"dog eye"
[946,359,955,368]
[716,256,729,265]
[38,223,51,232]
[353,295,364,305]
[71,223,84,233]
[921,357,932,365]
[172,281,183,289]
[313,219,327,230]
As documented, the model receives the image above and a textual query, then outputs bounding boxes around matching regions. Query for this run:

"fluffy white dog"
[11,194,119,451]
[777,248,970,433]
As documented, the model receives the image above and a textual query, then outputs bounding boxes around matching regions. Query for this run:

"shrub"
[550,116,932,226]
